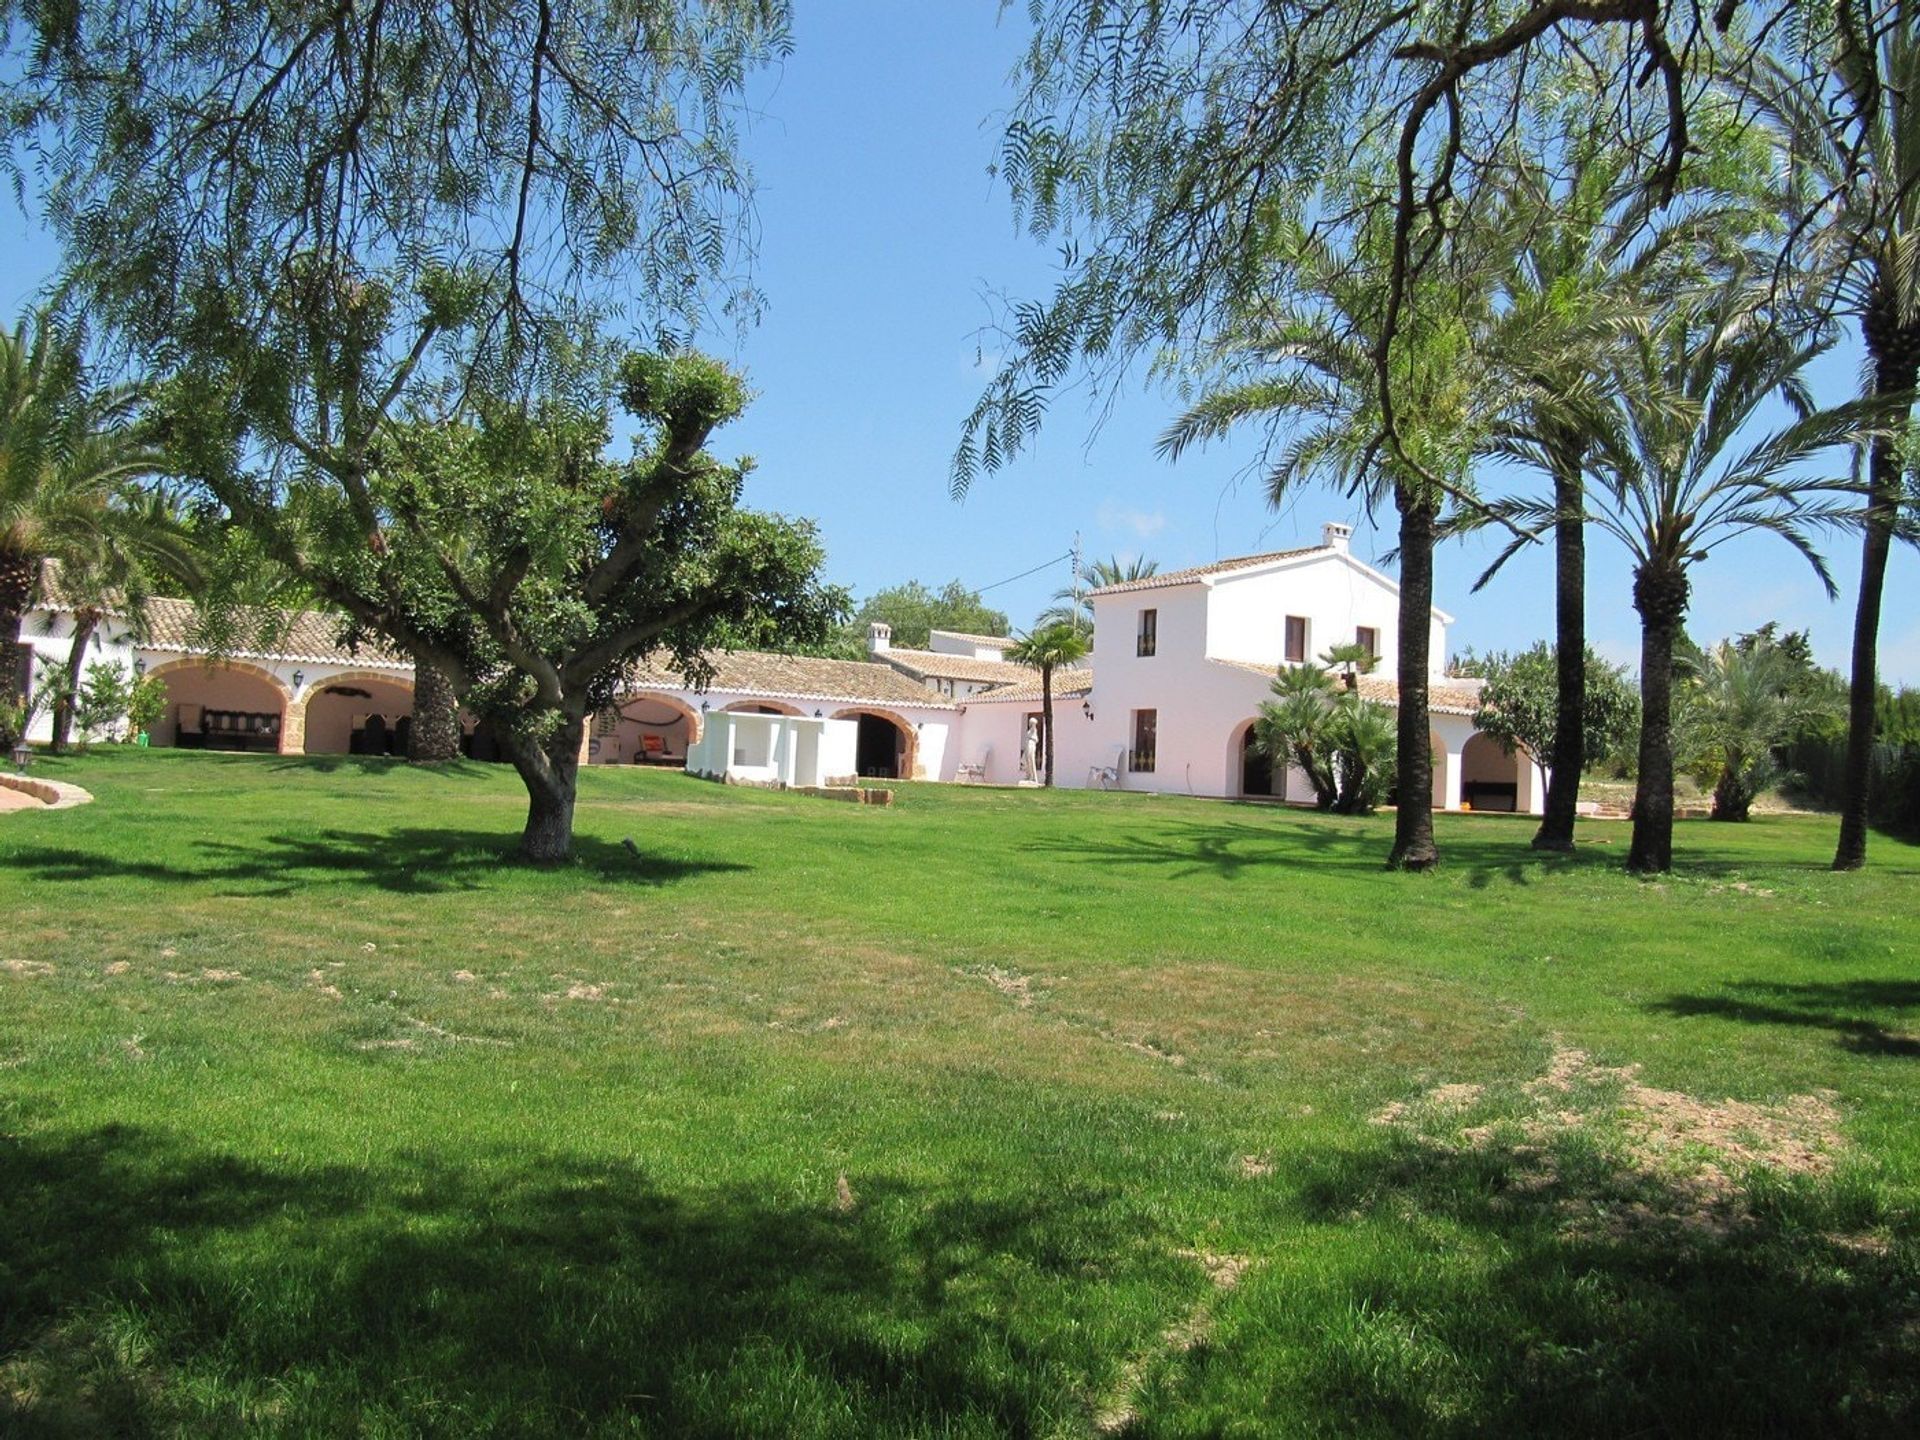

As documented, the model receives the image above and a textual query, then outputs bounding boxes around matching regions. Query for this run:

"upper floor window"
[1136,608,1158,657]
[1130,708,1157,772]
[1355,625,1380,660]
[1284,615,1309,664]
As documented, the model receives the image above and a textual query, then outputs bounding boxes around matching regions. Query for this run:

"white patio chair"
[1088,745,1126,789]
[956,745,992,784]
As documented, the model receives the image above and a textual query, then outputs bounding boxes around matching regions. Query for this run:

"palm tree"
[44,488,199,752]
[1006,622,1089,786]
[1573,278,1899,871]
[1037,555,1159,634]
[1162,219,1509,870]
[1253,664,1341,808]
[0,310,159,741]
[1746,26,1920,870]
[1681,635,1840,822]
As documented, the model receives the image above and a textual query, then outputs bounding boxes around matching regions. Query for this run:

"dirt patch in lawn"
[1374,1043,1846,1238]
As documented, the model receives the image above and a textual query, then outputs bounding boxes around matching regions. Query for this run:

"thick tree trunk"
[1535,440,1586,852]
[408,651,462,762]
[0,546,38,743]
[1628,560,1689,874]
[501,709,586,862]
[50,608,100,752]
[1387,496,1439,871]
[1040,667,1055,786]
[1834,323,1917,869]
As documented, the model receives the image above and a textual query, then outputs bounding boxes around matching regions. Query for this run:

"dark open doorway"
[1239,725,1274,797]
[854,713,902,779]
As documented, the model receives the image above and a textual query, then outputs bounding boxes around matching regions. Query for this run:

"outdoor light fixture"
[700,699,710,712]
[1082,700,1095,721]
[11,741,30,772]
[132,657,146,678]
[291,669,305,691]
[814,708,822,717]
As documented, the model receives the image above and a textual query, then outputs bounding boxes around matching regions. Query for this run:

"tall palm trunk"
[50,606,101,752]
[1629,559,1690,873]
[408,651,462,762]
[1387,493,1439,871]
[1040,664,1056,786]
[1535,435,1586,852]
[1834,295,1919,870]
[0,544,38,732]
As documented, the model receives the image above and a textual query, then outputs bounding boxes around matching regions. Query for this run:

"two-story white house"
[955,523,1544,810]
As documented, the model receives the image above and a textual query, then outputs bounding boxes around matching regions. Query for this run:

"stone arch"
[592,689,703,766]
[299,669,417,756]
[1460,731,1522,812]
[830,706,919,780]
[144,657,294,752]
[723,698,805,717]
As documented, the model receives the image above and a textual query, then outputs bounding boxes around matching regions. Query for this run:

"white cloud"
[1096,500,1168,539]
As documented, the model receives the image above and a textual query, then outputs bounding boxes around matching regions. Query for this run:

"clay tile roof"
[968,668,1095,704]
[1089,544,1326,596]
[97,591,407,671]
[928,629,1015,649]
[1208,658,1483,716]
[627,650,957,709]
[882,648,1039,686]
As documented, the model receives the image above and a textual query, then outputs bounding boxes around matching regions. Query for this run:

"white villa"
[14,522,1544,812]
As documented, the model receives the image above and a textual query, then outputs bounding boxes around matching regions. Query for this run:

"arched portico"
[1461,732,1523,812]
[145,658,294,753]
[830,707,918,780]
[1229,719,1276,799]
[298,670,416,756]
[724,699,803,717]
[590,690,703,766]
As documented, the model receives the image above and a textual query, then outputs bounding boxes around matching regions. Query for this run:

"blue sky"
[3,2,1915,681]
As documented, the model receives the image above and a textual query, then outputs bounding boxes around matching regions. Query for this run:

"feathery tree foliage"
[0,0,836,860]
[1252,662,1395,814]
[1006,622,1089,787]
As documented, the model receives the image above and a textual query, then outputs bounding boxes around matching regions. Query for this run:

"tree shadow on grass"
[1649,980,1920,1059]
[1277,1128,1918,1435]
[0,1125,1167,1436]
[8,827,747,896]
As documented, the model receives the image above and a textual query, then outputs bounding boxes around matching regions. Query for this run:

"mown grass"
[2,748,1917,1437]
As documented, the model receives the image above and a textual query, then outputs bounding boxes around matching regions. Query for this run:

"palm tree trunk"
[1040,664,1056,786]
[408,651,461,762]
[50,607,101,752]
[1628,559,1690,873]
[0,545,38,739]
[1535,437,1586,852]
[1387,494,1439,871]
[1833,325,1918,869]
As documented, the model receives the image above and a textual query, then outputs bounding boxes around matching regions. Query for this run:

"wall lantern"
[814,708,822,717]
[291,669,305,691]
[132,657,146,678]
[700,699,710,712]
[1082,700,1095,721]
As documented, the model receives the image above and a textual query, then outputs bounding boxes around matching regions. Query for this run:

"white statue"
[1022,717,1041,782]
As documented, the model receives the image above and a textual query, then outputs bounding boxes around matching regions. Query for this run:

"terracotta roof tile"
[1209,658,1483,716]
[1090,545,1326,596]
[883,648,1040,686]
[927,629,1015,649]
[967,668,1095,704]
[628,651,957,709]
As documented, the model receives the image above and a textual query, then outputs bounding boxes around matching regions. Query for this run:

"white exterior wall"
[687,712,858,787]
[1202,553,1441,677]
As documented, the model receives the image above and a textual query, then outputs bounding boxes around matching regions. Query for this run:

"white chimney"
[867,621,892,655]
[1322,522,1353,552]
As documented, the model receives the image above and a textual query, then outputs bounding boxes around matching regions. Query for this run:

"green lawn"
[2,750,1917,1437]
